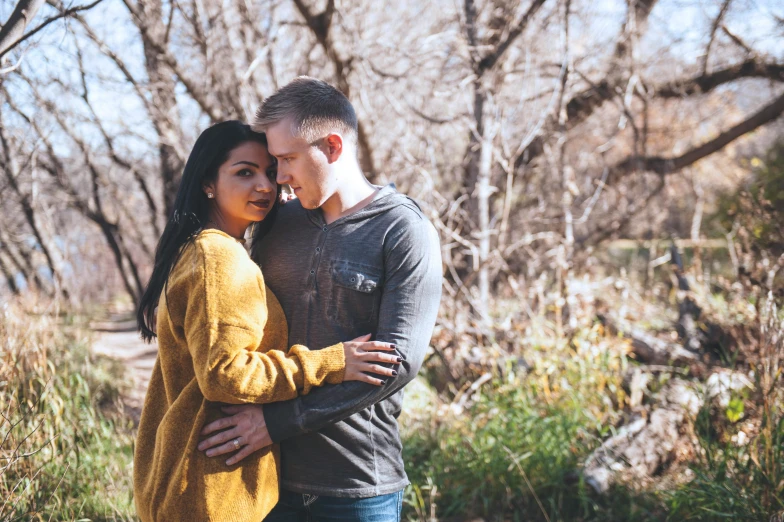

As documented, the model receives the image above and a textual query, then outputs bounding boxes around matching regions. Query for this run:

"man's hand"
[197,404,272,465]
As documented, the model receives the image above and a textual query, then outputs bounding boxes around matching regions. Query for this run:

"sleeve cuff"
[290,342,346,386]
[263,399,304,443]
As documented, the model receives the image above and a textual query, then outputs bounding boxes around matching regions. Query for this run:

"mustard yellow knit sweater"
[133,229,346,522]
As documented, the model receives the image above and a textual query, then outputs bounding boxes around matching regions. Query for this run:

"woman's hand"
[342,334,401,385]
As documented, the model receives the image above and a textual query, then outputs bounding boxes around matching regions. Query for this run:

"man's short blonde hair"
[253,77,358,147]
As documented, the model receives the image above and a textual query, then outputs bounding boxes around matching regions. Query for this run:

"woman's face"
[204,141,277,228]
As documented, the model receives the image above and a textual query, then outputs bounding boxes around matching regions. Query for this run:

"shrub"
[0,303,136,521]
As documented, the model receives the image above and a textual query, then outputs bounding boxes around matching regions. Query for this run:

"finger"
[226,444,257,466]
[201,417,236,436]
[352,373,386,386]
[221,405,245,415]
[198,427,239,451]
[206,439,241,458]
[364,341,397,351]
[348,334,372,343]
[362,363,397,377]
[362,352,402,364]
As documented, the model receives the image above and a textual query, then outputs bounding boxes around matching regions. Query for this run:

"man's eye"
[284,158,293,163]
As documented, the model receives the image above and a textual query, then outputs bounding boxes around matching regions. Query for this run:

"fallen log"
[599,314,701,366]
[583,371,754,494]
[583,379,702,494]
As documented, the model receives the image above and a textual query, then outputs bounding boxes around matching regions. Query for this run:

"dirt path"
[90,313,157,417]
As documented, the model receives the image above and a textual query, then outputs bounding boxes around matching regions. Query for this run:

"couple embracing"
[133,76,442,522]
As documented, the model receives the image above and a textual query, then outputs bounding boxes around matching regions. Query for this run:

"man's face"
[265,118,334,210]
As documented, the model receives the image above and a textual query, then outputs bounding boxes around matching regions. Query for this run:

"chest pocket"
[329,261,382,327]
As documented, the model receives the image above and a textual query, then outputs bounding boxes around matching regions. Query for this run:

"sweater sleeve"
[182,234,345,404]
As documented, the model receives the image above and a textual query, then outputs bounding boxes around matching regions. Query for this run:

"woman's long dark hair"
[136,120,280,342]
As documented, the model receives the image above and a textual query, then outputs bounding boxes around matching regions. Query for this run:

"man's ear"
[323,133,343,164]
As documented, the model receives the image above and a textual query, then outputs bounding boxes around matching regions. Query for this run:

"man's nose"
[276,169,290,185]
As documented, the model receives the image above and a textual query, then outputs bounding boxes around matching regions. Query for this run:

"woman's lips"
[250,200,271,209]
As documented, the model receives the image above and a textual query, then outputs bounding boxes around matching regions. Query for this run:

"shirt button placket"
[311,226,327,283]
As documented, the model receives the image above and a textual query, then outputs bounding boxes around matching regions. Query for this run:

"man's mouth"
[250,199,271,209]
[292,187,302,194]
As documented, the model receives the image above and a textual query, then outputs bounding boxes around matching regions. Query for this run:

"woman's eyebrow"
[232,161,260,167]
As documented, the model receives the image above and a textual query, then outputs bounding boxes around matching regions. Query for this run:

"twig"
[503,445,551,522]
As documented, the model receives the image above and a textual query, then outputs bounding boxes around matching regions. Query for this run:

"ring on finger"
[232,438,241,450]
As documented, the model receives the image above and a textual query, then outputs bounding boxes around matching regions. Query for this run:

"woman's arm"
[182,233,397,404]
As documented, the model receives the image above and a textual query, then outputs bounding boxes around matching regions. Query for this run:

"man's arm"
[263,211,442,442]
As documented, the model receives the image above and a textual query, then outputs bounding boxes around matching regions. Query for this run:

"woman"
[134,121,398,522]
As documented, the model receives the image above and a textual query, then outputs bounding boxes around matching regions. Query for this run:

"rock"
[705,370,754,408]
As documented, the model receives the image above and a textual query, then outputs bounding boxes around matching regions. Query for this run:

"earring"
[207,192,214,198]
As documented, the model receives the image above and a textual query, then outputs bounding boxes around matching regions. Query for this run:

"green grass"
[401,324,665,521]
[401,377,665,521]
[665,397,784,521]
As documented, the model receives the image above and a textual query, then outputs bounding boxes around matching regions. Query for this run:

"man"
[198,77,442,520]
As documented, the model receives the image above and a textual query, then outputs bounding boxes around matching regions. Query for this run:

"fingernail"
[206,451,214,457]
[392,370,398,376]
[380,379,387,384]
[395,357,402,363]
[391,344,397,350]
[197,444,204,451]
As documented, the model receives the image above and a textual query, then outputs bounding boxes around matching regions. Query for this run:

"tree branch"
[0,0,105,61]
[607,89,784,185]
[477,0,547,74]
[121,0,221,122]
[654,58,783,98]
[702,0,732,74]
[0,0,46,58]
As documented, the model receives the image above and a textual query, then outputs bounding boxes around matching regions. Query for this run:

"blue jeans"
[263,489,403,522]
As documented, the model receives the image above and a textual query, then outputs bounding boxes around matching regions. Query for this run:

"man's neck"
[321,172,379,225]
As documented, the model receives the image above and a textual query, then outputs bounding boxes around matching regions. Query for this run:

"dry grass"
[1,301,136,521]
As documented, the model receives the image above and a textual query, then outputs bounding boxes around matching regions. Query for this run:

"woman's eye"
[237,168,253,177]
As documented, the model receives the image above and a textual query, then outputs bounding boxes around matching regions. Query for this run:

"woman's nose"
[255,179,273,192]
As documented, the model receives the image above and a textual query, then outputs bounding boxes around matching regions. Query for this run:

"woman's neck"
[205,213,247,242]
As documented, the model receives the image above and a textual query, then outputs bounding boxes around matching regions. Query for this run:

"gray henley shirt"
[255,184,442,497]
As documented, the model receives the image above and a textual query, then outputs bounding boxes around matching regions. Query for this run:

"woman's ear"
[203,183,216,199]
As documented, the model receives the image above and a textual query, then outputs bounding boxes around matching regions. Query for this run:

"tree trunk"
[0,252,20,295]
[477,113,494,324]
[129,0,185,219]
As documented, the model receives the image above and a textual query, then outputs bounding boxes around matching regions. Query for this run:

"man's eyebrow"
[231,161,260,167]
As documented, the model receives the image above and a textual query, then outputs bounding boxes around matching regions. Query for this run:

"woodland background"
[1,0,783,520]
